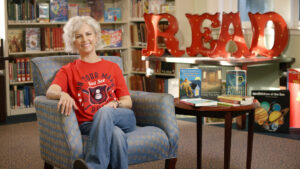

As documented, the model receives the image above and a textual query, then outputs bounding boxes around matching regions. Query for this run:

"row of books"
[8,27,124,53]
[10,85,35,109]
[7,0,121,23]
[130,75,177,93]
[9,57,31,83]
[131,0,175,18]
[8,27,64,53]
[131,49,175,74]
[130,22,168,47]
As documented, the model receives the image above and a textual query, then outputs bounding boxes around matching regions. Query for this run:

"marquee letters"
[142,12,289,58]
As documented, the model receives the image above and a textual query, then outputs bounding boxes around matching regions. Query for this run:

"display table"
[144,56,294,129]
[174,98,258,169]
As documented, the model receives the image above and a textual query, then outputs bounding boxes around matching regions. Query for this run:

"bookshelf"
[3,0,131,116]
[3,0,183,117]
[129,0,177,92]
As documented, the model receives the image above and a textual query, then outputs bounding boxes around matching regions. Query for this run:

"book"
[180,68,202,99]
[104,8,121,22]
[251,90,290,133]
[87,0,104,21]
[25,28,41,52]
[164,78,179,98]
[37,3,50,23]
[180,98,218,107]
[226,70,247,96]
[7,29,24,53]
[49,0,68,22]
[148,0,166,14]
[287,68,300,128]
[217,95,254,105]
[78,7,91,16]
[68,3,79,19]
[217,101,240,107]
[201,67,222,99]
[101,29,122,48]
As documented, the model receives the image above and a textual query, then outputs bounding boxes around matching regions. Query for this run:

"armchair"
[31,55,179,169]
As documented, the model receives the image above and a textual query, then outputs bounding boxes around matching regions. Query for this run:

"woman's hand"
[58,92,78,116]
[104,100,119,109]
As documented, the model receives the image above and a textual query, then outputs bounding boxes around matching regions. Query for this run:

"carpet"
[0,120,299,169]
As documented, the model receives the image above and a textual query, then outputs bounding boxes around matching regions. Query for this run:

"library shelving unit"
[129,0,177,92]
[3,0,131,116]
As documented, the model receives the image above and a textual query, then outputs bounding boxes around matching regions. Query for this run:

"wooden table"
[174,98,258,169]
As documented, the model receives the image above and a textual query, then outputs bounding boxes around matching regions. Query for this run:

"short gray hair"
[63,16,102,53]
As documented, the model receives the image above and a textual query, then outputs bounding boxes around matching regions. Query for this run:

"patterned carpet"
[0,119,299,169]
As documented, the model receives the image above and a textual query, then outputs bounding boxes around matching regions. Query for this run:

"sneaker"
[73,159,89,169]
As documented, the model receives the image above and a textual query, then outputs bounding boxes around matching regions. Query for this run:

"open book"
[180,98,218,107]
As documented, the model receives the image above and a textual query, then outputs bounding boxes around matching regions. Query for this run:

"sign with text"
[142,12,289,58]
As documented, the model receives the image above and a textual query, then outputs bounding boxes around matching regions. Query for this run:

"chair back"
[31,55,123,96]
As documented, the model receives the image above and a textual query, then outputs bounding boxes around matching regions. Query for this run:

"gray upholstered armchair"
[31,55,179,169]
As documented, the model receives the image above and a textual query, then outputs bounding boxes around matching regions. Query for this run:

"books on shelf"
[104,8,121,22]
[68,3,79,19]
[131,0,149,18]
[78,7,91,16]
[101,29,122,48]
[180,98,218,107]
[25,28,41,52]
[251,90,290,133]
[217,95,254,105]
[148,0,166,14]
[180,68,202,99]
[201,67,222,99]
[10,85,35,109]
[226,70,247,96]
[87,0,104,21]
[37,3,50,23]
[287,68,300,128]
[9,57,31,82]
[49,0,68,22]
[7,29,25,53]
[7,0,36,23]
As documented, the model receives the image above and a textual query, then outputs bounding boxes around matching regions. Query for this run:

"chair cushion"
[82,126,169,165]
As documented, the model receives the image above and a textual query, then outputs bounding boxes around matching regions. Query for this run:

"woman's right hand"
[58,92,78,116]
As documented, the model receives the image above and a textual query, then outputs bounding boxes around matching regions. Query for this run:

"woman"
[46,16,136,169]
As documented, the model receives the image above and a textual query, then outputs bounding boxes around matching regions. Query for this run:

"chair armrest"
[34,96,83,169]
[129,90,179,156]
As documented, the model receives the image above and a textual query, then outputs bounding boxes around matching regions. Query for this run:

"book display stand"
[144,56,295,129]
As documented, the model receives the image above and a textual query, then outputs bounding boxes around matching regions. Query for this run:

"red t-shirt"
[51,59,130,125]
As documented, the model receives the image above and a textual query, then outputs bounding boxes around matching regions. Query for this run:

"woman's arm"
[46,84,78,116]
[104,95,132,109]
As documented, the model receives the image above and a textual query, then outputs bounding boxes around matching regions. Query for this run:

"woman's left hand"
[104,100,119,109]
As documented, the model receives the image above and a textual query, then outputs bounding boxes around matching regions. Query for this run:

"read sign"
[142,12,289,58]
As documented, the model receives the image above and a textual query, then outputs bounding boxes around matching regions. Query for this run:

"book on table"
[179,68,202,99]
[180,98,218,107]
[226,70,247,96]
[251,90,290,133]
[217,95,254,105]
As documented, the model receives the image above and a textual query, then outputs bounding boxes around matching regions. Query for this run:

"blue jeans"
[79,107,136,169]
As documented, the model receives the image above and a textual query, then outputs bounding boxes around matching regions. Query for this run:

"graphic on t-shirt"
[89,85,108,104]
[76,72,116,113]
